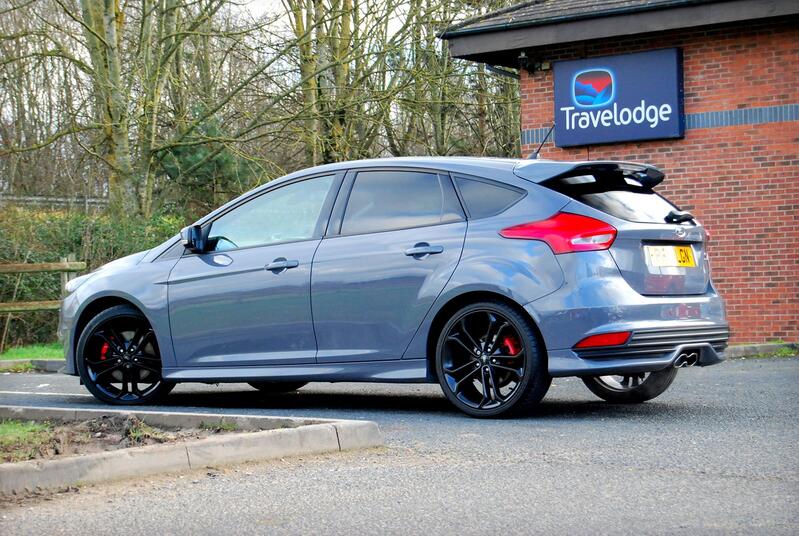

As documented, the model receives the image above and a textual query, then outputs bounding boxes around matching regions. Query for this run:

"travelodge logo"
[553,49,684,147]
[563,66,671,130]
[572,69,614,108]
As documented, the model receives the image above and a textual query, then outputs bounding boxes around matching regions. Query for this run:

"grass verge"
[0,420,55,463]
[199,421,238,432]
[0,343,64,361]
[744,347,796,359]
[0,416,241,464]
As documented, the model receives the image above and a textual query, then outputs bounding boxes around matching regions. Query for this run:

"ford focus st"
[60,157,729,417]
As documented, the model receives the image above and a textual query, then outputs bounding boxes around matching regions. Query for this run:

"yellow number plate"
[645,245,696,267]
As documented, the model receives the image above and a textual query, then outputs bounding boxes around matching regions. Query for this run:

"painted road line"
[0,390,93,397]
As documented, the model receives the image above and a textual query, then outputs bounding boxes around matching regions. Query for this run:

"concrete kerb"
[724,342,798,358]
[0,405,322,430]
[0,359,64,372]
[29,360,65,372]
[0,405,383,495]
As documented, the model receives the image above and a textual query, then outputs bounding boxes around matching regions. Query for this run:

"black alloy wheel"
[435,301,550,418]
[77,305,174,405]
[582,368,678,403]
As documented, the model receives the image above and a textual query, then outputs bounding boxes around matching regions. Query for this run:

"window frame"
[450,173,528,220]
[183,171,346,256]
[326,167,466,238]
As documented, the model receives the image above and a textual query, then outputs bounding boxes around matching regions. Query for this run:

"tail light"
[574,331,631,349]
[499,212,617,254]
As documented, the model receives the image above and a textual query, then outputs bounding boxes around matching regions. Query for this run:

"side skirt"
[163,358,431,384]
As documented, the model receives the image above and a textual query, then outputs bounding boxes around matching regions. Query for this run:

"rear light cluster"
[499,212,617,254]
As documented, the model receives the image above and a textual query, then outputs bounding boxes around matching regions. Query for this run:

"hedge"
[0,207,184,348]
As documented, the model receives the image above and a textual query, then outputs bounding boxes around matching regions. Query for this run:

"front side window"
[341,171,463,235]
[208,175,334,251]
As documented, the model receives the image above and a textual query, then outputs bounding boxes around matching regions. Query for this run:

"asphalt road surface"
[1,357,797,535]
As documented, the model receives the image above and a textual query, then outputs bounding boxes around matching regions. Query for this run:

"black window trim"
[450,172,527,220]
[155,239,185,261]
[180,171,346,257]
[325,166,466,238]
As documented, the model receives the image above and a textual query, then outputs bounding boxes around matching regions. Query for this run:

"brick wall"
[518,19,799,343]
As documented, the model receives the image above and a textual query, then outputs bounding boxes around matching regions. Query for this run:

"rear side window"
[341,171,463,235]
[544,173,679,224]
[454,176,526,219]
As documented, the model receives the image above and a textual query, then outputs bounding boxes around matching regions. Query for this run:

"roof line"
[439,0,717,39]
[437,1,542,38]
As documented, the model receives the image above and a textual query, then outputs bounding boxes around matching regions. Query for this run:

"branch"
[0,125,99,156]
[53,0,111,49]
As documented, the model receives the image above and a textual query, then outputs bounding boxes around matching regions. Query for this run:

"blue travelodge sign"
[553,48,684,147]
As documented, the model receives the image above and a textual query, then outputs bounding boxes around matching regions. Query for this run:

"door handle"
[404,243,444,257]
[266,258,299,272]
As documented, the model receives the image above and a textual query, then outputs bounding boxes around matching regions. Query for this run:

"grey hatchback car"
[60,157,729,417]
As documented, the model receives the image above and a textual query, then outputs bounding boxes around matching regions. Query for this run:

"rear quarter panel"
[402,182,569,360]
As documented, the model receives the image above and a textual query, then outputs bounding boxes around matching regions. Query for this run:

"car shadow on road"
[155,388,703,422]
[163,389,457,415]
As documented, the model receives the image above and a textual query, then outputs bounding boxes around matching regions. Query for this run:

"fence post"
[60,254,77,298]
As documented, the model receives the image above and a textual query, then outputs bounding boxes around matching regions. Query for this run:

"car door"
[168,173,341,368]
[311,169,467,363]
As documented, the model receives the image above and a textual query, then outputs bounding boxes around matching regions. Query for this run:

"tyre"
[76,305,174,405]
[247,381,307,393]
[435,301,551,418]
[582,368,678,403]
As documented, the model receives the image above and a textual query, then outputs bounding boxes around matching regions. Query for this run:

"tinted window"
[545,174,678,224]
[455,176,525,219]
[341,171,463,235]
[208,175,334,251]
[577,190,677,223]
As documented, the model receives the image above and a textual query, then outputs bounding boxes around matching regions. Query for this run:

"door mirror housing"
[180,224,207,253]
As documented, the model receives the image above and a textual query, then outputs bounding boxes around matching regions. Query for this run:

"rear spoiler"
[513,160,665,188]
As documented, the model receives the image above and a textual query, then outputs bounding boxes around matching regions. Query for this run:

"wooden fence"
[0,257,86,314]
[0,194,108,211]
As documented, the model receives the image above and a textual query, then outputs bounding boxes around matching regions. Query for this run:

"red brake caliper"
[502,337,519,356]
[100,342,109,361]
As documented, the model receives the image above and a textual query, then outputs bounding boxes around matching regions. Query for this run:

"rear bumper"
[524,250,728,377]
[545,337,727,377]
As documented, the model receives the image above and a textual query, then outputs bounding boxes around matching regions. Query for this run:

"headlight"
[64,273,95,294]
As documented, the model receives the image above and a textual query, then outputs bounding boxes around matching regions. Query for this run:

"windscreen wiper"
[665,209,694,224]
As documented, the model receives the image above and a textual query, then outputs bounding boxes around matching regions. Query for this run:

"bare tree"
[1,0,520,216]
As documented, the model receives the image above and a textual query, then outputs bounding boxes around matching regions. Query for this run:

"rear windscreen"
[544,173,679,224]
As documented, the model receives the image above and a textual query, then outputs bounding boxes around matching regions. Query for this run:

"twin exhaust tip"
[674,352,700,368]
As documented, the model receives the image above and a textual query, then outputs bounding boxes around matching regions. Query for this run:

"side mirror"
[180,224,207,253]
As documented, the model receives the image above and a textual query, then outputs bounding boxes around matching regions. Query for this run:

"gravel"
[1,356,797,535]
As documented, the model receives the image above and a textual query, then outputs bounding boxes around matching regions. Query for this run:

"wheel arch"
[424,290,548,382]
[71,294,152,370]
